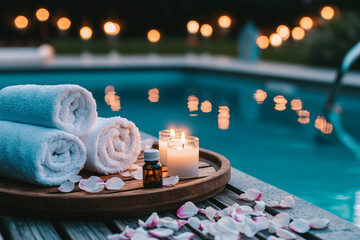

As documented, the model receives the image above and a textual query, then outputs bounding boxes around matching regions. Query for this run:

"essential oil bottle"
[143,149,163,188]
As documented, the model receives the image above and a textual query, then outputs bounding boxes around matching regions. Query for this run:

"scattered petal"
[107,233,125,240]
[267,201,280,208]
[309,218,330,229]
[173,232,195,240]
[68,173,82,183]
[88,176,104,183]
[236,205,253,215]
[120,171,131,177]
[58,181,75,193]
[143,212,160,228]
[148,228,174,238]
[238,189,262,201]
[254,201,266,212]
[131,227,149,239]
[188,217,200,230]
[231,211,246,222]
[204,206,218,220]
[267,196,295,209]
[276,228,296,240]
[131,169,143,180]
[271,212,290,228]
[241,217,259,237]
[289,219,310,233]
[159,217,183,231]
[267,236,285,240]
[106,177,125,190]
[163,176,179,186]
[129,164,142,170]
[177,202,199,219]
[79,178,105,193]
[254,216,269,230]
[216,216,240,235]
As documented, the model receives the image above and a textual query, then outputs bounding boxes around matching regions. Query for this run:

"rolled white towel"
[81,117,141,174]
[0,84,97,136]
[0,121,86,186]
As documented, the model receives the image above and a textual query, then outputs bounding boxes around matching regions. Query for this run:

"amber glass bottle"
[143,149,163,188]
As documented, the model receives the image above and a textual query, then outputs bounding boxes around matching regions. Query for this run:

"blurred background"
[1,0,360,68]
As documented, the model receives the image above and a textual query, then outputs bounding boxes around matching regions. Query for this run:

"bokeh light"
[269,33,282,47]
[276,25,290,40]
[80,26,93,40]
[14,15,28,29]
[299,17,313,30]
[218,106,230,130]
[218,15,231,29]
[187,95,199,112]
[35,8,49,22]
[200,100,212,113]
[57,17,71,31]
[253,89,267,104]
[200,24,213,38]
[292,27,305,41]
[104,21,121,36]
[147,29,161,43]
[256,36,269,49]
[187,20,199,34]
[148,88,159,102]
[321,6,335,20]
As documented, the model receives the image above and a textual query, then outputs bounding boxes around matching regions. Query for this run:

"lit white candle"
[167,132,199,178]
[158,129,180,165]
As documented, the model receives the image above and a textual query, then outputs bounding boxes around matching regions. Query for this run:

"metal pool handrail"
[324,41,360,119]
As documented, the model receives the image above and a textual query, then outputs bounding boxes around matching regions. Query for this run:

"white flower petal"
[177,202,199,219]
[58,181,75,193]
[163,176,179,186]
[236,205,253,215]
[68,173,82,183]
[144,212,160,228]
[120,171,131,177]
[231,211,246,222]
[159,217,180,231]
[254,201,266,212]
[200,219,210,232]
[218,206,233,217]
[204,206,218,220]
[309,218,330,229]
[188,217,200,230]
[238,189,261,201]
[289,219,310,233]
[254,216,269,231]
[107,233,125,240]
[241,218,259,237]
[279,196,295,208]
[217,216,240,235]
[272,212,290,228]
[79,179,105,193]
[267,236,285,240]
[276,228,296,240]
[173,232,195,240]
[148,228,174,238]
[88,176,104,183]
[131,169,143,180]
[267,201,279,208]
[106,177,125,190]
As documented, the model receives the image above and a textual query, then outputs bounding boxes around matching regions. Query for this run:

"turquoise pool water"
[1,70,360,224]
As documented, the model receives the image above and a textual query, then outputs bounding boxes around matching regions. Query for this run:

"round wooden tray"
[0,147,231,219]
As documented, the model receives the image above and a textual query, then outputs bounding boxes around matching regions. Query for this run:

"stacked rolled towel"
[0,121,86,186]
[81,117,141,174]
[0,84,97,136]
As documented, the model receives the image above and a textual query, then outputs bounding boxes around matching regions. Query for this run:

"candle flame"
[181,132,185,142]
[170,129,175,137]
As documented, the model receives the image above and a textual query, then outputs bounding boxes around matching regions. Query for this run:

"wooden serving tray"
[0,147,231,219]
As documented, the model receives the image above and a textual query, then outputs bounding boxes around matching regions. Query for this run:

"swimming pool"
[1,69,360,224]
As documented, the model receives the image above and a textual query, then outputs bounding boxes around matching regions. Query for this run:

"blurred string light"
[321,6,335,20]
[80,26,93,40]
[200,24,213,38]
[256,36,269,49]
[147,29,160,43]
[292,27,305,41]
[218,15,231,29]
[299,17,313,30]
[35,8,49,22]
[57,17,71,31]
[104,21,120,36]
[276,25,290,40]
[187,20,199,34]
[269,33,282,47]
[14,15,28,29]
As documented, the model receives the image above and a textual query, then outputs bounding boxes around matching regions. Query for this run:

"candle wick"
[182,143,185,149]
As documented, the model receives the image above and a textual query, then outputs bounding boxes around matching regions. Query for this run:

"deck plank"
[57,221,112,240]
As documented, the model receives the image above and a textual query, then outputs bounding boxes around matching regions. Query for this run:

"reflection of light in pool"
[104,86,120,111]
[148,88,159,102]
[218,106,230,130]
[291,99,302,111]
[275,103,286,111]
[253,89,267,104]
[187,95,199,112]
[298,117,310,124]
[273,95,287,104]
[200,100,212,113]
[315,115,333,134]
[297,110,310,117]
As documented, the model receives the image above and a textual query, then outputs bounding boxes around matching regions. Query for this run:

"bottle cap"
[144,149,159,162]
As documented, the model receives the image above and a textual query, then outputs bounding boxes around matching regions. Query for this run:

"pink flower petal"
[276,228,296,240]
[131,169,143,180]
[267,200,280,208]
[177,202,199,219]
[231,211,246,222]
[309,218,330,229]
[158,217,183,231]
[236,205,253,215]
[163,176,179,186]
[254,216,269,230]
[58,181,75,193]
[289,219,310,233]
[280,196,295,208]
[238,189,261,201]
[272,212,290,228]
[144,212,160,228]
[173,232,195,240]
[120,171,131,177]
[148,228,174,238]
[68,173,82,183]
[188,217,200,230]
[105,177,125,190]
[204,206,218,220]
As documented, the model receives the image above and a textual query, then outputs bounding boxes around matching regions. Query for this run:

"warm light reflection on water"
[274,95,287,111]
[253,89,267,104]
[200,100,212,113]
[218,106,230,130]
[298,117,310,124]
[187,95,199,112]
[148,88,159,102]
[104,86,121,111]
[297,110,310,117]
[315,115,333,134]
[291,99,302,111]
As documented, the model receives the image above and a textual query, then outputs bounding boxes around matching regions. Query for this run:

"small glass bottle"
[143,149,163,188]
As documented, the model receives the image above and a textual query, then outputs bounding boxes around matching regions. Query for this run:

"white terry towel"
[0,121,86,186]
[81,117,141,174]
[0,84,97,136]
